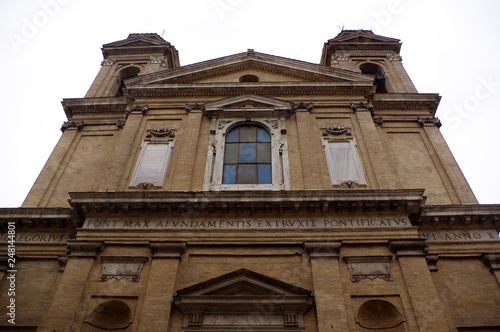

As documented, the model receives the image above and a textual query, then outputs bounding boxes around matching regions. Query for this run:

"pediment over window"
[203,94,294,118]
[174,269,313,331]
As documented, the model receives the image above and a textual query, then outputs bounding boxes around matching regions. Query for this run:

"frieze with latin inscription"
[419,229,499,242]
[0,233,71,243]
[83,216,411,229]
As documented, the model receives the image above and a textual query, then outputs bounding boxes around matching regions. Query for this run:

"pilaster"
[171,105,203,190]
[418,118,477,204]
[137,241,187,331]
[482,253,500,287]
[99,105,147,191]
[351,102,399,189]
[295,104,324,189]
[303,240,348,332]
[389,239,450,331]
[38,240,104,332]
[23,127,80,207]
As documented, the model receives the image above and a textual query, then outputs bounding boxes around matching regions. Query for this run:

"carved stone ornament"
[339,180,360,188]
[350,102,374,113]
[387,53,402,61]
[61,121,84,132]
[321,125,352,136]
[417,116,442,128]
[150,55,166,66]
[264,119,279,129]
[116,119,126,129]
[99,256,148,282]
[126,105,148,115]
[373,117,384,126]
[218,120,233,130]
[343,256,393,282]
[101,58,116,66]
[331,53,350,64]
[134,182,155,190]
[294,101,313,111]
[146,128,177,138]
[185,103,204,112]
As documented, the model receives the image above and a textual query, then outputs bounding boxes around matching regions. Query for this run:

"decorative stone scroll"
[99,256,148,282]
[343,256,393,282]
[126,105,148,115]
[294,102,313,111]
[101,58,116,66]
[320,125,352,136]
[145,128,177,138]
[387,53,402,61]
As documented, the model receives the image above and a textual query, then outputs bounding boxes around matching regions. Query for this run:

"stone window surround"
[322,136,366,187]
[204,118,290,191]
[129,138,175,188]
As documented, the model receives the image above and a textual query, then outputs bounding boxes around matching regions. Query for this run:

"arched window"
[223,125,271,184]
[359,63,388,93]
[115,66,140,97]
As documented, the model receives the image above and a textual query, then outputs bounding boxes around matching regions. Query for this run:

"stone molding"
[66,240,105,258]
[149,241,187,258]
[303,240,342,259]
[99,256,148,282]
[388,238,428,257]
[481,253,500,272]
[343,256,393,282]
[69,189,425,216]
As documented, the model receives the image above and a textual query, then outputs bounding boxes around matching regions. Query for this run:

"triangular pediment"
[175,268,310,297]
[328,30,400,44]
[103,33,171,48]
[203,94,294,118]
[126,51,374,86]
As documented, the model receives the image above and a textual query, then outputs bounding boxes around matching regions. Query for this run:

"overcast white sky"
[0,0,499,207]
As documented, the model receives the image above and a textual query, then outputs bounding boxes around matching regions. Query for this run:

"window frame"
[322,136,366,187]
[204,119,290,191]
[129,138,175,188]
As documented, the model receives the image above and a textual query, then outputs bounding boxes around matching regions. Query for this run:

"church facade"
[1,30,499,331]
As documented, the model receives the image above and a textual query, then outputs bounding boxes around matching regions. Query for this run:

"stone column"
[389,239,449,332]
[295,103,324,189]
[23,124,81,207]
[38,240,104,332]
[351,102,399,189]
[137,241,187,331]
[303,240,348,332]
[99,105,147,191]
[418,118,477,204]
[482,253,500,287]
[171,105,203,190]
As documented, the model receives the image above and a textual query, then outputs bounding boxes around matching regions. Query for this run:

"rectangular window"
[129,139,175,187]
[323,138,365,186]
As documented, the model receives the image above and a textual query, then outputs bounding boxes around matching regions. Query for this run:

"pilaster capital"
[350,102,373,113]
[185,103,204,113]
[149,241,187,258]
[294,102,313,112]
[481,253,500,272]
[303,240,342,259]
[66,240,105,258]
[61,121,84,132]
[388,238,428,257]
[417,116,442,128]
[126,104,148,116]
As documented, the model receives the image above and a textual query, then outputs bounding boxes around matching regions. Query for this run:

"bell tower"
[321,30,417,93]
[85,33,179,98]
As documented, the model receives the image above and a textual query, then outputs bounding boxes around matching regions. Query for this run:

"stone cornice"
[69,189,425,218]
[66,239,105,258]
[0,207,75,227]
[372,93,441,116]
[149,241,187,258]
[388,238,428,257]
[420,204,500,227]
[62,97,128,119]
[303,240,342,259]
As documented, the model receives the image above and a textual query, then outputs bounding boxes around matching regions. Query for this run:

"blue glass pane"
[238,165,256,184]
[223,165,236,184]
[258,164,272,184]
[240,126,257,142]
[226,127,239,142]
[257,143,271,163]
[224,143,238,163]
[239,143,256,163]
[257,127,271,142]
